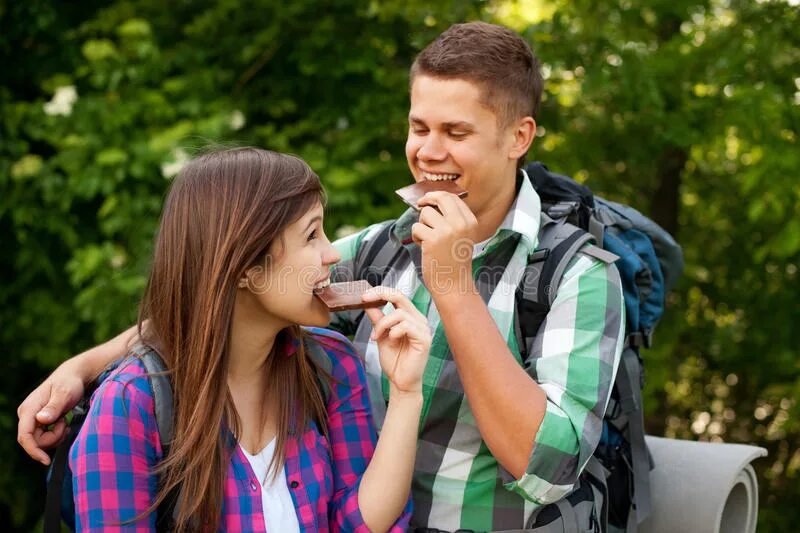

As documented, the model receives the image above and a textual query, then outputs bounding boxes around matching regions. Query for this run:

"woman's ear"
[507,116,536,161]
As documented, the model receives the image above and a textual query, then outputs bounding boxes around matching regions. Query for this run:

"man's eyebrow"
[409,116,474,130]
[303,215,322,233]
[442,121,474,130]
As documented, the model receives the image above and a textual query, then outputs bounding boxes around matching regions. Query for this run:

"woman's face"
[242,201,340,328]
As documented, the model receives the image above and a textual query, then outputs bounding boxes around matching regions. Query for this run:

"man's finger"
[411,222,434,245]
[419,191,465,222]
[418,204,446,230]
[34,419,68,449]
[17,429,51,465]
[36,386,78,425]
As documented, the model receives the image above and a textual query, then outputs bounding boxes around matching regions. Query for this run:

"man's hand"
[412,191,478,295]
[17,367,86,465]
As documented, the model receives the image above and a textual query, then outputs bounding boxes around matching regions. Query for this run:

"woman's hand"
[362,287,431,396]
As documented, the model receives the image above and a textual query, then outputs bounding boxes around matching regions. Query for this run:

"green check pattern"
[330,173,625,531]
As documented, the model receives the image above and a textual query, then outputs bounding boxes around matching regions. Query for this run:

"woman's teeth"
[313,279,331,291]
[423,172,459,181]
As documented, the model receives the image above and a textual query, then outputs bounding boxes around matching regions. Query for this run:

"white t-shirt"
[241,438,301,533]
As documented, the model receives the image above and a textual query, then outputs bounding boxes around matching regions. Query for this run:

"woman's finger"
[363,287,424,318]
[371,309,410,340]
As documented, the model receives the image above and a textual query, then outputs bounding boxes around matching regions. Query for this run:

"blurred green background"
[1,0,798,530]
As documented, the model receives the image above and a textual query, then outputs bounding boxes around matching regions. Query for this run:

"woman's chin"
[297,309,331,328]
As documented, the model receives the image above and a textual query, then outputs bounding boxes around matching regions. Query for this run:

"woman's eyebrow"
[303,215,322,233]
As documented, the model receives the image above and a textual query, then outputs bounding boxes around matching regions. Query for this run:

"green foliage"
[1,0,798,530]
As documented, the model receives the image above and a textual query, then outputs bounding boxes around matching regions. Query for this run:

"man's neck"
[472,171,519,243]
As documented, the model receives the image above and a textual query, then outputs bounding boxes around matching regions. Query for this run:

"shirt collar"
[392,169,541,255]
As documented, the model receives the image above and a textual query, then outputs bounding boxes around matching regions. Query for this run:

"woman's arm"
[70,359,161,532]
[356,287,430,532]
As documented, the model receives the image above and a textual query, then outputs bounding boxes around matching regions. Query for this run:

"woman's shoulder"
[90,354,157,409]
[302,327,365,382]
[303,327,355,354]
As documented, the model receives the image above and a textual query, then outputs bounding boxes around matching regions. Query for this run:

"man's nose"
[417,133,447,161]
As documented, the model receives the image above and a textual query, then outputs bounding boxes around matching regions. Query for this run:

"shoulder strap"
[515,215,596,361]
[130,345,178,533]
[302,336,333,403]
[354,221,402,287]
[136,347,173,447]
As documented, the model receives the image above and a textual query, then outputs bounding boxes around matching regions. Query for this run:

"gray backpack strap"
[515,213,602,360]
[536,214,597,306]
[353,220,401,286]
[131,344,174,447]
[303,336,333,403]
[616,347,653,531]
[129,344,178,533]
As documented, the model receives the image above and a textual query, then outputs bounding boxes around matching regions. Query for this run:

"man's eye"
[412,128,429,135]
[450,132,468,139]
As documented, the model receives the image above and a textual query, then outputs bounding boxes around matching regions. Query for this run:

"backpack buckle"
[546,201,580,219]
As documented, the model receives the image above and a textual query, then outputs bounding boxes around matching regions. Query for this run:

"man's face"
[405,75,523,219]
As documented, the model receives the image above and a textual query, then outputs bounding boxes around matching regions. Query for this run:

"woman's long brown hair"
[136,148,328,531]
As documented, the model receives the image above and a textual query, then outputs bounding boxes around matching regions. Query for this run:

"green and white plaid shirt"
[330,172,625,531]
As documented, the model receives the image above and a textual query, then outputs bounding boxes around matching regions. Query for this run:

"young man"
[18,22,624,531]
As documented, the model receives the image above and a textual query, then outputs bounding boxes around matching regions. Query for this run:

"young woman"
[69,147,430,532]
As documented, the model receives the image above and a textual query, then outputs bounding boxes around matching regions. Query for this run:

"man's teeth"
[313,279,331,291]
[423,172,459,181]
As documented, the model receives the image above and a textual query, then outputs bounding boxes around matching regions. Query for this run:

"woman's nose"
[323,241,341,266]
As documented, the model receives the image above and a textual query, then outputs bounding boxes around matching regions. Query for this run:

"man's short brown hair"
[410,21,543,127]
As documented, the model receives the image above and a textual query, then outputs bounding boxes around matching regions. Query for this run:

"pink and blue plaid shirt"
[69,327,412,532]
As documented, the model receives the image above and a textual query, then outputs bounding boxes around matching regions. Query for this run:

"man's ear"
[507,116,536,161]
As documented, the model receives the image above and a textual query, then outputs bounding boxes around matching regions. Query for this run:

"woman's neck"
[227,299,284,386]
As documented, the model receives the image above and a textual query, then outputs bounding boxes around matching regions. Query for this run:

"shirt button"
[290,480,300,489]
[250,480,258,492]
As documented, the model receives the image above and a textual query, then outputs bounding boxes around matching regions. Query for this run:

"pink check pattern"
[70,327,412,532]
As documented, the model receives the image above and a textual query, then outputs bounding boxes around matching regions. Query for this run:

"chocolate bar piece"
[314,280,386,312]
[395,179,468,210]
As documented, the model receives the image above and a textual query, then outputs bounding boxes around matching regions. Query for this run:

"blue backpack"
[520,161,684,532]
[350,162,684,531]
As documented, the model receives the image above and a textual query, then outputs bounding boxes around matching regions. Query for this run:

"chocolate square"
[395,179,468,210]
[314,280,386,312]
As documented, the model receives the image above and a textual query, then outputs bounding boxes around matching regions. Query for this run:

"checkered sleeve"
[506,254,625,505]
[69,359,161,531]
[312,330,412,533]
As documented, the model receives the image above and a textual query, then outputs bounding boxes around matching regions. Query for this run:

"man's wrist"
[430,275,480,306]
[64,348,110,385]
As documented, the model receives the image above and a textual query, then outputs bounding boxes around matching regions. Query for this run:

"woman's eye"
[307,229,318,241]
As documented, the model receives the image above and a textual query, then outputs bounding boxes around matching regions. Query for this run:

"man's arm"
[437,254,624,503]
[17,324,139,464]
[413,190,624,503]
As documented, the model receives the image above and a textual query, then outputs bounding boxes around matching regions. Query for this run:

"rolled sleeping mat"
[640,436,767,533]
